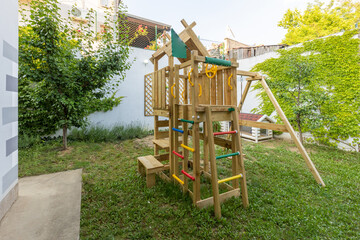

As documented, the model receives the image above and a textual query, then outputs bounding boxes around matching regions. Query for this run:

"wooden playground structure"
[138,19,325,218]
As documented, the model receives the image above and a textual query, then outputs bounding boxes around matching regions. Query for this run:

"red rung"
[181,170,195,181]
[172,150,184,159]
[213,130,237,136]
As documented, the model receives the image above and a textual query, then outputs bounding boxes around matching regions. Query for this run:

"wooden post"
[169,56,175,177]
[182,105,189,193]
[231,59,237,106]
[203,121,209,173]
[205,106,221,218]
[238,80,251,111]
[173,65,180,179]
[153,59,159,156]
[232,108,249,207]
[260,77,325,187]
[191,51,201,203]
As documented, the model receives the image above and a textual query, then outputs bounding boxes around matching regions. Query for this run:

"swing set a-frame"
[137,19,325,218]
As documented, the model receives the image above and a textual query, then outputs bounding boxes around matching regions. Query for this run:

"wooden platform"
[153,137,182,149]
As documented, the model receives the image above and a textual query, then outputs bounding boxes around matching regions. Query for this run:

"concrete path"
[0,169,82,240]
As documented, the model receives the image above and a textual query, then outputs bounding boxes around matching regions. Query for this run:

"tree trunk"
[63,125,68,150]
[296,114,303,144]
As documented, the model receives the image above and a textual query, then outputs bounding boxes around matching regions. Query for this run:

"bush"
[68,124,151,143]
[19,134,43,149]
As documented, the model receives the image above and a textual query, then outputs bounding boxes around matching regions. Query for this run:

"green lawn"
[19,138,360,239]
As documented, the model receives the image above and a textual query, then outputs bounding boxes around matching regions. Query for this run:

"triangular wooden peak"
[150,19,209,64]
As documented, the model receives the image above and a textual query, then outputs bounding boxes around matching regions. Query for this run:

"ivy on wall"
[252,30,360,150]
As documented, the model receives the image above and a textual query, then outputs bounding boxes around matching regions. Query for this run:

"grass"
[19,138,360,239]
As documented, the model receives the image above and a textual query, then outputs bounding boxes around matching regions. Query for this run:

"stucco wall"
[87,47,168,129]
[0,0,19,220]
[237,51,278,114]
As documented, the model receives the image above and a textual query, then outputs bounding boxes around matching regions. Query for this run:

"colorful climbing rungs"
[218,174,243,184]
[213,130,237,136]
[228,107,235,112]
[181,144,195,152]
[181,170,195,181]
[172,174,184,185]
[172,127,184,133]
[172,150,184,159]
[216,151,240,160]
[180,119,194,124]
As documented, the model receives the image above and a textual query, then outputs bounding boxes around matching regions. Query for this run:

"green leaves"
[279,0,360,45]
[19,0,131,148]
[253,31,360,150]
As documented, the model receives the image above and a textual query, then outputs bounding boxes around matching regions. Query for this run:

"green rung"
[228,107,235,112]
[180,119,194,124]
[216,152,240,160]
[205,57,232,66]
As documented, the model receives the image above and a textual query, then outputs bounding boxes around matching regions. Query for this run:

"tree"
[19,0,135,149]
[252,47,327,144]
[279,0,360,45]
[253,31,360,150]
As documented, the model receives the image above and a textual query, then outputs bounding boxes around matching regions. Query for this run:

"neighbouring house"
[239,113,275,143]
[207,36,285,60]
[126,14,171,49]
[0,0,18,221]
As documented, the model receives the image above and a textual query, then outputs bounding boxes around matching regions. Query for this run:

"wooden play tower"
[138,19,325,218]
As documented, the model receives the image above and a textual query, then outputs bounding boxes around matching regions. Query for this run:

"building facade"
[0,0,19,221]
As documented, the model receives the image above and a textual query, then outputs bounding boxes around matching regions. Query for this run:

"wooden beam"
[239,120,288,132]
[196,189,240,209]
[236,70,261,78]
[260,77,325,187]
[238,80,251,110]
[246,77,262,81]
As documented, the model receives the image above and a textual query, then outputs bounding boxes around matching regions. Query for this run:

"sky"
[123,0,332,46]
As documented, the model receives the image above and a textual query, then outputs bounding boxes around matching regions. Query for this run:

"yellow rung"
[218,174,243,184]
[181,144,195,152]
[172,174,184,185]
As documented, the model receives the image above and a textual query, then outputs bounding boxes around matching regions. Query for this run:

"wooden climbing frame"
[137,19,325,219]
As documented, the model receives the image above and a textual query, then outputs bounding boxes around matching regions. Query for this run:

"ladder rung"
[181,144,195,152]
[180,119,194,124]
[172,174,184,185]
[172,127,184,133]
[181,170,195,181]
[172,150,184,159]
[216,151,240,160]
[213,130,237,136]
[218,174,243,184]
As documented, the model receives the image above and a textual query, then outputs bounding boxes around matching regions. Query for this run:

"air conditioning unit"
[71,7,88,21]
[100,0,113,8]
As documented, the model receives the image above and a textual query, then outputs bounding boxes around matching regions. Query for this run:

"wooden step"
[152,137,182,149]
[137,155,165,188]
[137,155,164,174]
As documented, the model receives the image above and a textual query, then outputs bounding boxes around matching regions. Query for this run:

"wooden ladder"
[204,105,249,218]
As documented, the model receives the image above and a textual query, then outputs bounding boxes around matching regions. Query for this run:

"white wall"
[237,52,278,113]
[87,47,168,129]
[0,0,18,219]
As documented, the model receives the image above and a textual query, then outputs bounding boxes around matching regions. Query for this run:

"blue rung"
[172,127,184,133]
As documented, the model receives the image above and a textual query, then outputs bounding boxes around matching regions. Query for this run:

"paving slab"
[0,169,82,240]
